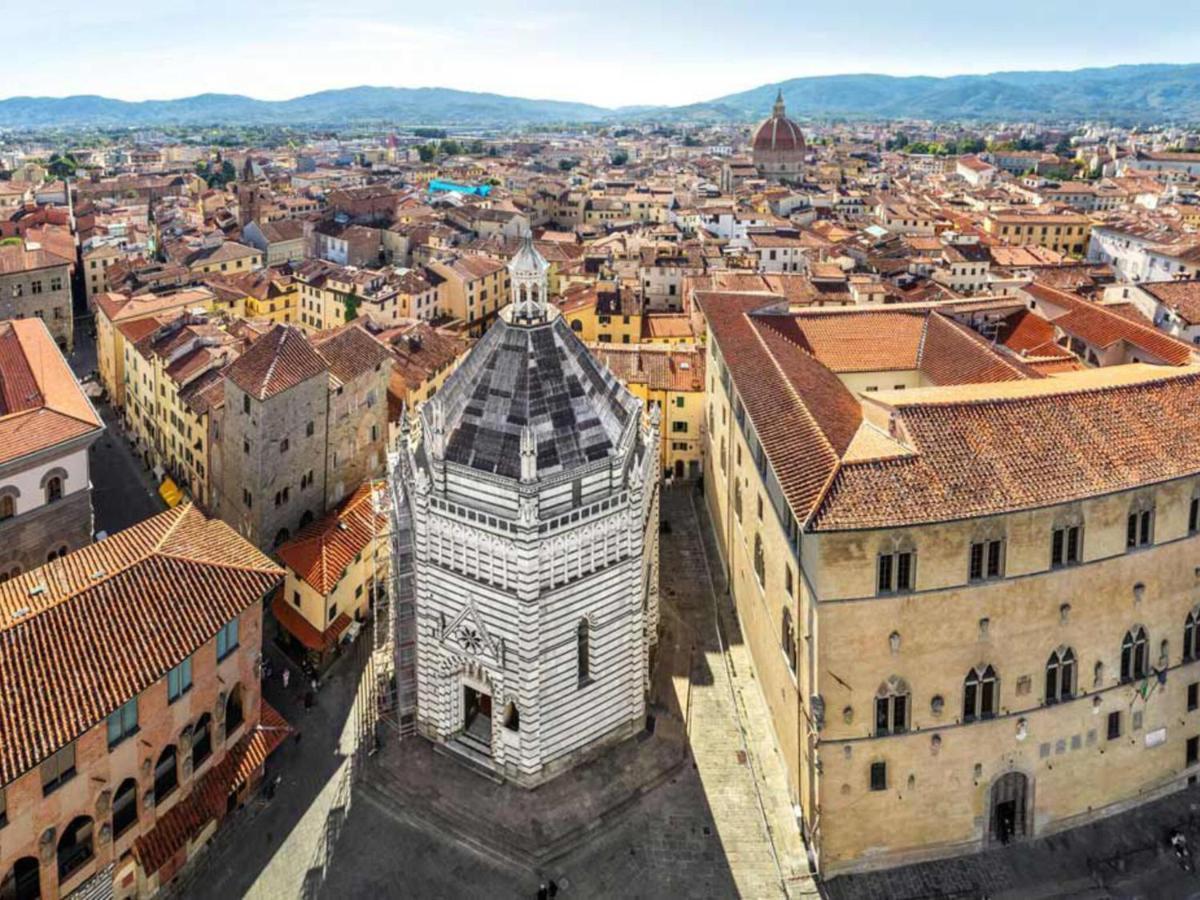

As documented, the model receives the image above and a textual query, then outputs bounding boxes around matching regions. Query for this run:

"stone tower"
[236,157,265,229]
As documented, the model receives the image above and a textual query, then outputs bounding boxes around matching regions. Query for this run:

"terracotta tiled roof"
[450,255,506,280]
[375,322,470,396]
[0,505,282,784]
[753,310,1035,383]
[588,344,706,392]
[1138,280,1200,326]
[226,324,327,400]
[995,308,1067,357]
[812,366,1200,530]
[310,323,391,387]
[917,314,1039,385]
[642,314,694,340]
[698,293,858,524]
[0,319,103,465]
[271,594,352,652]
[0,245,69,275]
[96,289,215,324]
[1027,282,1195,366]
[277,482,385,594]
[760,312,925,373]
[133,701,291,875]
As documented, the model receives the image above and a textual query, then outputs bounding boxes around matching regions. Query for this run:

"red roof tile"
[0,505,282,784]
[226,324,327,400]
[277,482,385,594]
[813,368,1200,530]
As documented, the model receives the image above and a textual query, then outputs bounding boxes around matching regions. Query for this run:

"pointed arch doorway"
[989,771,1030,844]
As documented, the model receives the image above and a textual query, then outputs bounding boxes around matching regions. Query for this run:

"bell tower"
[237,157,264,229]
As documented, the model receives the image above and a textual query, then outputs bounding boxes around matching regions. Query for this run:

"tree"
[468,140,484,154]
[343,292,361,322]
[610,149,629,166]
[440,139,462,157]
[682,134,702,147]
[558,159,577,171]
[951,137,985,155]
[46,152,78,180]
[417,144,435,163]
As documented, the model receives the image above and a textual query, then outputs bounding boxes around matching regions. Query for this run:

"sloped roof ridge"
[747,314,845,522]
[888,366,1200,411]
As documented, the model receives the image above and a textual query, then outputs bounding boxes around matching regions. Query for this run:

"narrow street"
[69,325,166,536]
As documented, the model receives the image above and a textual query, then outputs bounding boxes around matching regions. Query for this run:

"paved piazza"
[166,485,816,899]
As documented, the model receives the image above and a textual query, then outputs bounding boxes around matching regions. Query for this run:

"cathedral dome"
[752,89,806,155]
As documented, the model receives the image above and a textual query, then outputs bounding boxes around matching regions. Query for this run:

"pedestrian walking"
[282,668,290,689]
[536,884,548,900]
[304,689,314,711]
[548,880,559,898]
[310,677,319,694]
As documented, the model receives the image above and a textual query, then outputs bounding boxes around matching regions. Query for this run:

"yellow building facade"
[983,211,1092,256]
[95,288,220,407]
[123,316,238,509]
[588,343,705,479]
[700,292,1200,876]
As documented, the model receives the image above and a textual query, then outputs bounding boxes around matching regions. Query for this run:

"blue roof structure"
[428,179,492,197]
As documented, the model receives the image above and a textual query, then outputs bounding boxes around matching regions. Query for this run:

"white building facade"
[397,238,661,786]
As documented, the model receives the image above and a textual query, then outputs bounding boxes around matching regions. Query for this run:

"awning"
[133,702,291,876]
[158,477,183,508]
[271,593,352,652]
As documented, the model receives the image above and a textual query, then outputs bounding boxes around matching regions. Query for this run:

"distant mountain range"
[2,64,1199,128]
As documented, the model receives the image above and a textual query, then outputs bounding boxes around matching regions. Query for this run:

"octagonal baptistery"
[752,89,806,181]
[400,237,661,786]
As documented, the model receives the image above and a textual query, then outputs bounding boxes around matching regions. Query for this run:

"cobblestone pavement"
[664,486,817,899]
[822,778,1200,900]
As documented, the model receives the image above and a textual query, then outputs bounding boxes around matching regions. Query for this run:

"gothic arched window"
[1185,610,1200,662]
[1121,626,1149,683]
[1045,648,1075,704]
[875,677,909,736]
[753,534,765,586]
[963,665,998,722]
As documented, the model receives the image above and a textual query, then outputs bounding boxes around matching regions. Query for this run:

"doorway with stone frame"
[988,771,1030,845]
[463,684,493,754]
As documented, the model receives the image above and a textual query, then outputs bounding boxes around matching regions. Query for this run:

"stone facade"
[703,318,1200,877]
[0,248,74,351]
[0,488,93,576]
[218,370,329,550]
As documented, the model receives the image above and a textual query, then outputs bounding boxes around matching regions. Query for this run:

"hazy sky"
[11,0,1200,107]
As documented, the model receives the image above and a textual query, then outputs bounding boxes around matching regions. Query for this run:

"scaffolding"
[378,446,418,737]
